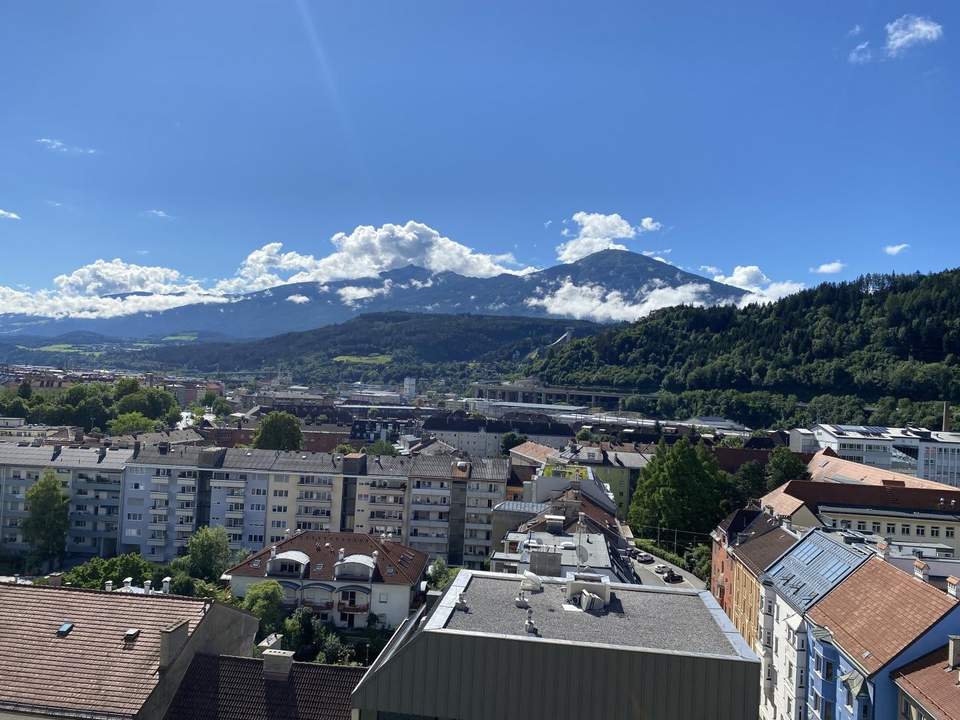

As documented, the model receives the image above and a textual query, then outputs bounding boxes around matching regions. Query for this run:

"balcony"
[151,476,169,485]
[175,492,196,501]
[150,491,169,501]
[148,522,168,531]
[146,537,166,546]
[304,600,334,611]
[225,509,244,519]
[337,601,370,614]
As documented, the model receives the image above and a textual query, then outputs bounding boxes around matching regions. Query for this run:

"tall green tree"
[108,412,158,436]
[253,412,303,451]
[185,526,232,582]
[733,460,766,501]
[22,469,69,568]
[628,438,735,543]
[765,446,811,491]
[242,581,286,639]
[17,381,32,400]
[364,439,397,456]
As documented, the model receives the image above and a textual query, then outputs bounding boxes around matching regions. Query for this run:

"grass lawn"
[332,354,393,365]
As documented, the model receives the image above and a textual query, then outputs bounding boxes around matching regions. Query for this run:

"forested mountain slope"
[531,271,960,404]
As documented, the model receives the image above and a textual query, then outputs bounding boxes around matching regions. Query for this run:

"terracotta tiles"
[808,557,958,675]
[895,645,960,720]
[0,583,207,718]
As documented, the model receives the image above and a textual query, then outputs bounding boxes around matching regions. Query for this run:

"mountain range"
[0,250,746,339]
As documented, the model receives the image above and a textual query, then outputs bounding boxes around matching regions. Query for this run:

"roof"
[436,571,746,658]
[496,530,612,570]
[895,645,960,720]
[808,557,958,675]
[409,455,510,481]
[227,531,428,586]
[509,440,560,464]
[0,583,207,719]
[493,500,550,515]
[762,529,871,612]
[718,507,763,536]
[735,521,799,577]
[807,450,952,490]
[0,444,133,471]
[423,412,573,437]
[165,653,366,720]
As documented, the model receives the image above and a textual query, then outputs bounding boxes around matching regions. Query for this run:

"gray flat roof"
[437,572,744,658]
[500,530,612,569]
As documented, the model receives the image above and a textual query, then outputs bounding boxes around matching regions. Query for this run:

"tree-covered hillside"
[532,271,960,400]
[150,312,598,385]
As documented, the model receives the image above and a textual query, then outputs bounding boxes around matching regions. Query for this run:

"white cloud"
[713,265,805,305]
[884,243,910,256]
[525,279,711,322]
[0,219,530,320]
[554,210,663,263]
[849,24,862,37]
[53,258,204,297]
[886,15,943,57]
[286,294,311,304]
[36,138,97,155]
[810,260,846,274]
[849,41,873,64]
[0,209,21,220]
[338,281,394,307]
[699,265,721,276]
[144,209,173,219]
[639,217,662,232]
[543,220,552,229]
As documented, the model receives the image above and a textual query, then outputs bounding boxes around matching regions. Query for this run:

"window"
[887,523,896,535]
[901,524,911,536]
[271,505,287,513]
[932,526,941,537]
[916,525,926,537]
[856,521,866,532]
[948,527,956,539]
[379,592,388,603]
[126,512,142,521]
[273,489,288,497]
[872,522,881,534]
[251,487,266,496]
[815,654,822,673]
[824,660,834,681]
[823,699,834,717]
[845,686,853,708]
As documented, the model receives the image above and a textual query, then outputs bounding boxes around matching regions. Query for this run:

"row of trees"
[0,377,180,434]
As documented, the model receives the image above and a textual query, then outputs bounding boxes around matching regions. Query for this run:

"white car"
[635,552,653,563]
[654,563,668,574]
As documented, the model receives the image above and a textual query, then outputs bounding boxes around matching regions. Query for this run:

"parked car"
[635,552,653,563]
[664,569,683,583]
[654,563,668,574]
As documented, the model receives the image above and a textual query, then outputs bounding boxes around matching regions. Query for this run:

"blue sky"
[0,1,957,318]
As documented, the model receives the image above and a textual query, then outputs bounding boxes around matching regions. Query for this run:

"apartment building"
[422,412,573,456]
[225,530,428,630]
[894,638,960,720]
[793,424,960,486]
[406,456,509,567]
[351,570,760,720]
[758,529,873,720]
[0,443,133,557]
[120,446,510,566]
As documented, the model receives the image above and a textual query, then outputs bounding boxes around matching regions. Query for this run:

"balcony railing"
[337,601,370,614]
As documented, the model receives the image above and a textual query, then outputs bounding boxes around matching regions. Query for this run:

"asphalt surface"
[629,551,706,591]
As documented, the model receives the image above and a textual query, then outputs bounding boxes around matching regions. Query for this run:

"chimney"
[338,548,345,562]
[262,649,295,681]
[144,580,152,594]
[876,541,890,560]
[950,635,960,669]
[47,572,62,588]
[782,516,793,533]
[159,619,190,671]
[914,559,930,583]
[104,580,113,592]
[946,402,953,433]
[270,545,278,560]
[162,576,171,594]
[123,576,133,589]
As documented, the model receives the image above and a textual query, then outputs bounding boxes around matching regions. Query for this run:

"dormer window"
[278,560,300,574]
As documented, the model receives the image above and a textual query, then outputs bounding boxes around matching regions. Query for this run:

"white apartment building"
[793,424,960,484]
[0,444,133,557]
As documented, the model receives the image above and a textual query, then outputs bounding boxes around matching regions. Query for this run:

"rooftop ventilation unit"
[124,628,140,643]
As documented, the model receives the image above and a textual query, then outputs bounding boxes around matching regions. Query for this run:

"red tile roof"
[807,557,958,675]
[808,450,953,490]
[0,583,208,718]
[509,441,560,464]
[227,531,429,587]
[895,645,960,720]
[165,654,366,720]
